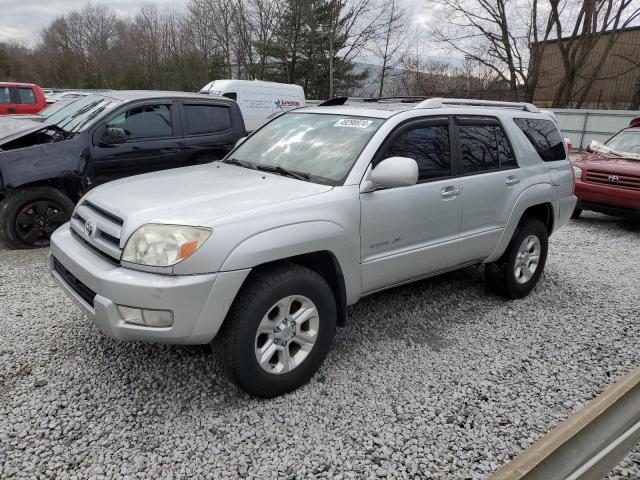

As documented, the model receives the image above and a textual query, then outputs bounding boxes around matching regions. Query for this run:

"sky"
[0,0,169,44]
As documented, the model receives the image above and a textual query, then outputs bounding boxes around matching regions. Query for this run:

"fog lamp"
[117,306,173,327]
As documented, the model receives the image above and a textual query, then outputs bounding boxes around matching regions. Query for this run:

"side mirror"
[234,136,247,148]
[102,126,127,145]
[363,156,419,192]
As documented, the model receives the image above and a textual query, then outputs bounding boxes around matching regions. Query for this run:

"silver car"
[49,98,577,397]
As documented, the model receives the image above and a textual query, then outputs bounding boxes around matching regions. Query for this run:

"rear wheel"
[485,218,549,299]
[215,263,337,398]
[0,187,74,249]
[571,207,582,219]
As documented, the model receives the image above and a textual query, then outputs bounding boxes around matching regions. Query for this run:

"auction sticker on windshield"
[334,118,374,128]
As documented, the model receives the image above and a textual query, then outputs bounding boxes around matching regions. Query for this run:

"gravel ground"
[0,211,639,479]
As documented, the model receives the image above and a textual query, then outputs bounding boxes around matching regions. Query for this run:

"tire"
[485,218,549,299]
[215,263,337,398]
[0,187,74,249]
[571,207,582,219]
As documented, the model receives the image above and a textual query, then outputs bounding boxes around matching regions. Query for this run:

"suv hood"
[579,152,640,171]
[0,118,48,145]
[87,163,333,227]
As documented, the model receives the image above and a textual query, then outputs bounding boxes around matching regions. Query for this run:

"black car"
[0,91,246,248]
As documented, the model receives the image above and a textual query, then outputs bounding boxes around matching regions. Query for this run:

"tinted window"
[384,123,451,181]
[222,92,237,101]
[514,118,566,161]
[184,104,232,135]
[107,104,172,140]
[459,125,499,173]
[0,87,10,104]
[17,87,36,104]
[458,123,516,173]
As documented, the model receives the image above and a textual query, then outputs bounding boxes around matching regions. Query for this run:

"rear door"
[179,101,238,164]
[455,116,526,262]
[360,116,463,293]
[90,100,185,184]
[15,86,40,114]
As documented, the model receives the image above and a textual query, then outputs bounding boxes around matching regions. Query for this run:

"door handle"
[441,186,461,198]
[505,176,520,186]
[160,148,181,153]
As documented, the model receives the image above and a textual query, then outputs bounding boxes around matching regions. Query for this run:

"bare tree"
[429,0,555,101]
[371,0,408,97]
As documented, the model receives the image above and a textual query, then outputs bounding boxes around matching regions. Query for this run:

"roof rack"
[414,98,540,113]
[317,96,428,107]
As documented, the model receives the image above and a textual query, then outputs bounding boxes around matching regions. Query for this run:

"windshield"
[229,112,384,184]
[49,94,122,133]
[36,100,75,118]
[606,130,640,155]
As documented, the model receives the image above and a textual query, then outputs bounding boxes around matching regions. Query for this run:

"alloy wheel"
[15,200,69,247]
[254,295,320,374]
[514,234,541,284]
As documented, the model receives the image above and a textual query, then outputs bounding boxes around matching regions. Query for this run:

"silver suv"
[49,98,577,397]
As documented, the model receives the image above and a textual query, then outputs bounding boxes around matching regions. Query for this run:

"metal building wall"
[534,27,640,109]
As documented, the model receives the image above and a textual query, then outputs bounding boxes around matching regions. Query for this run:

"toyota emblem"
[608,175,619,183]
[84,220,96,237]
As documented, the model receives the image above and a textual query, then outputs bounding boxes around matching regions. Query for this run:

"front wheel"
[0,187,74,249]
[485,218,549,299]
[216,263,337,398]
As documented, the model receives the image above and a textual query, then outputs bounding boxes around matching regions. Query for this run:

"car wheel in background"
[485,218,549,299]
[0,186,74,249]
[215,263,337,398]
[571,207,582,219]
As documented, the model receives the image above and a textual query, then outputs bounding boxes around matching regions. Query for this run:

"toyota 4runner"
[49,98,576,397]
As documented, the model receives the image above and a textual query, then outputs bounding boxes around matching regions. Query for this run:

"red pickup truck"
[572,117,640,220]
[0,82,47,115]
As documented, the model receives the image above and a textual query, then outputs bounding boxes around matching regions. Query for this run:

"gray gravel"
[0,211,639,479]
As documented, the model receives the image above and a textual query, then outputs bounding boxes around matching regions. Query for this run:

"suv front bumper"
[49,224,250,344]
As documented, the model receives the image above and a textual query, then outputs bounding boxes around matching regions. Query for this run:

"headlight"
[121,224,212,267]
[573,166,583,179]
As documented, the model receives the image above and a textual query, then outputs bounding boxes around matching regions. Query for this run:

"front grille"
[53,257,96,307]
[84,200,124,226]
[71,229,120,265]
[586,169,640,191]
[70,201,124,260]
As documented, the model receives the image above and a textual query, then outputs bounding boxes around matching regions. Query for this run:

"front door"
[360,117,463,293]
[90,101,185,184]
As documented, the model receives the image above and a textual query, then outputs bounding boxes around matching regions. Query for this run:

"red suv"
[0,82,47,115]
[572,117,640,220]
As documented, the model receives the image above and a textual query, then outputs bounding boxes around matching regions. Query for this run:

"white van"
[199,80,305,132]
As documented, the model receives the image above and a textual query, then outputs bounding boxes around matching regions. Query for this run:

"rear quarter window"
[184,104,232,135]
[17,87,36,105]
[514,118,566,161]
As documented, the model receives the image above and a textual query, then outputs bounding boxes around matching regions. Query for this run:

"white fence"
[545,109,639,151]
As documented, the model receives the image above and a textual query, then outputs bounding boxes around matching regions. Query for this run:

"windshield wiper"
[222,158,256,170]
[256,165,310,181]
